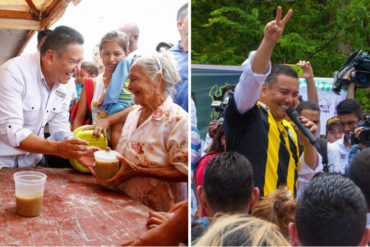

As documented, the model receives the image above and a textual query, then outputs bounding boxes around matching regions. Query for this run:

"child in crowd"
[75,61,99,102]
[252,186,296,239]
[69,61,99,114]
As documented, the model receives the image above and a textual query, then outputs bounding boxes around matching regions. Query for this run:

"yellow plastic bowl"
[69,125,108,173]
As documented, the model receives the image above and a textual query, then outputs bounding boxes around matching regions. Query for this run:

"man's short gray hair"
[177,3,188,22]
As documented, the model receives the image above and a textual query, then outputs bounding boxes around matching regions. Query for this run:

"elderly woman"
[98,54,188,212]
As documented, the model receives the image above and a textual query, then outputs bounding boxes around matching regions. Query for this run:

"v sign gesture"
[251,6,293,74]
[264,6,293,44]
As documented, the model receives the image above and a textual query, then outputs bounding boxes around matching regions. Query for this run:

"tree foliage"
[192,0,370,110]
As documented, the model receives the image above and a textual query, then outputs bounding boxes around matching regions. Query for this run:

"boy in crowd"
[75,61,99,102]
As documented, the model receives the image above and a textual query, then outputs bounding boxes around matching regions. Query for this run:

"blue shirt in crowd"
[169,41,188,112]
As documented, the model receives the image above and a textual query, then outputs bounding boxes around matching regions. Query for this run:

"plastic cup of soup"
[94,150,120,187]
[14,171,47,217]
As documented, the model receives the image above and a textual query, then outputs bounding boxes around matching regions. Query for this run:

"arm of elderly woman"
[121,200,188,246]
[85,105,137,138]
[107,154,187,187]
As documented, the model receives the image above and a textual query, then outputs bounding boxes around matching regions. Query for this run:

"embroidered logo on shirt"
[55,89,66,99]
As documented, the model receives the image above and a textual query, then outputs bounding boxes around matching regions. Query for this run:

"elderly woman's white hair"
[132,53,180,96]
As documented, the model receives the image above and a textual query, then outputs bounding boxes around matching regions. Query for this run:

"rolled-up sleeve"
[233,51,271,115]
[167,116,188,176]
[0,68,32,147]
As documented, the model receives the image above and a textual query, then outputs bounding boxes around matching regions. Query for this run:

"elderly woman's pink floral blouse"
[117,96,188,211]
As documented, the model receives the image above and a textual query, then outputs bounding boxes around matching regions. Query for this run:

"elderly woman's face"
[128,64,156,106]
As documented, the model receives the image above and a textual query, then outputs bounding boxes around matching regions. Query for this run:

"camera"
[210,84,235,124]
[332,50,370,94]
[211,91,233,124]
[350,115,370,147]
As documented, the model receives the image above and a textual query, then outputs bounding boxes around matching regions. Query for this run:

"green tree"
[192,0,370,110]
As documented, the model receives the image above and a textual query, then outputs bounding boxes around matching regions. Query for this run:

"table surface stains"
[0,168,150,246]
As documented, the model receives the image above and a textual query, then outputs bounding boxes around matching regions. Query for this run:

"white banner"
[298,77,347,135]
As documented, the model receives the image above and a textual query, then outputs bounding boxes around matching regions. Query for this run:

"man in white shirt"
[0,26,98,168]
[326,99,362,173]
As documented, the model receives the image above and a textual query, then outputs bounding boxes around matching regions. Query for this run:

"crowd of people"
[0,3,190,246]
[0,1,369,246]
[191,6,369,246]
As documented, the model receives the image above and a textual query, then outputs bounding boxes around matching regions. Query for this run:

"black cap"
[156,42,174,52]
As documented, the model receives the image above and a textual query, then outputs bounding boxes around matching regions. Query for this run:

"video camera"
[350,114,370,147]
[211,90,233,124]
[332,50,370,94]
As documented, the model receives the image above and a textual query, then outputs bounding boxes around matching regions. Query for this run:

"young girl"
[72,31,131,131]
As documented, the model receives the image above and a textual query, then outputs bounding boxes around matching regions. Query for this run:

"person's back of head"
[196,214,290,246]
[336,98,362,118]
[252,186,296,238]
[80,61,99,77]
[200,152,258,216]
[290,173,367,246]
[349,148,370,211]
[40,26,84,56]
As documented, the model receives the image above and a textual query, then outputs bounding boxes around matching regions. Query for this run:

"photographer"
[318,99,363,174]
[345,115,370,175]
[333,50,370,94]
[203,85,235,155]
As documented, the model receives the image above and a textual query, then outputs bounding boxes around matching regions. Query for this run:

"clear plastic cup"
[13,171,47,217]
[94,150,120,187]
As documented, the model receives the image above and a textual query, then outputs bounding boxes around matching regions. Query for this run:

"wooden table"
[0,168,150,246]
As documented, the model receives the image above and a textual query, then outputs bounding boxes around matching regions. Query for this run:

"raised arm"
[252,7,292,73]
[298,60,318,105]
[234,6,293,114]
[344,68,356,99]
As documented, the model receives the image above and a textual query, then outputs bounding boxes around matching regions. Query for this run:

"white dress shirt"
[233,51,271,114]
[0,53,74,168]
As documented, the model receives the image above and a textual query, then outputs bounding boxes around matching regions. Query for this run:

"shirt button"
[53,108,56,111]
[8,125,11,128]
[46,110,49,113]
[32,107,34,110]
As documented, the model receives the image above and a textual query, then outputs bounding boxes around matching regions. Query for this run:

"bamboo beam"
[40,0,70,30]
[24,0,41,19]
[0,9,34,20]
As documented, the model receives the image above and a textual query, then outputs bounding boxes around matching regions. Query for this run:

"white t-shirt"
[91,75,108,125]
[327,136,351,174]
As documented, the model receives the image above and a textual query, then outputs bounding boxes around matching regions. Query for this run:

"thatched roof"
[0,0,80,64]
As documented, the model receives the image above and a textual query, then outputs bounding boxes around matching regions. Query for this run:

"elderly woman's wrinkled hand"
[107,154,138,186]
[147,211,175,230]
